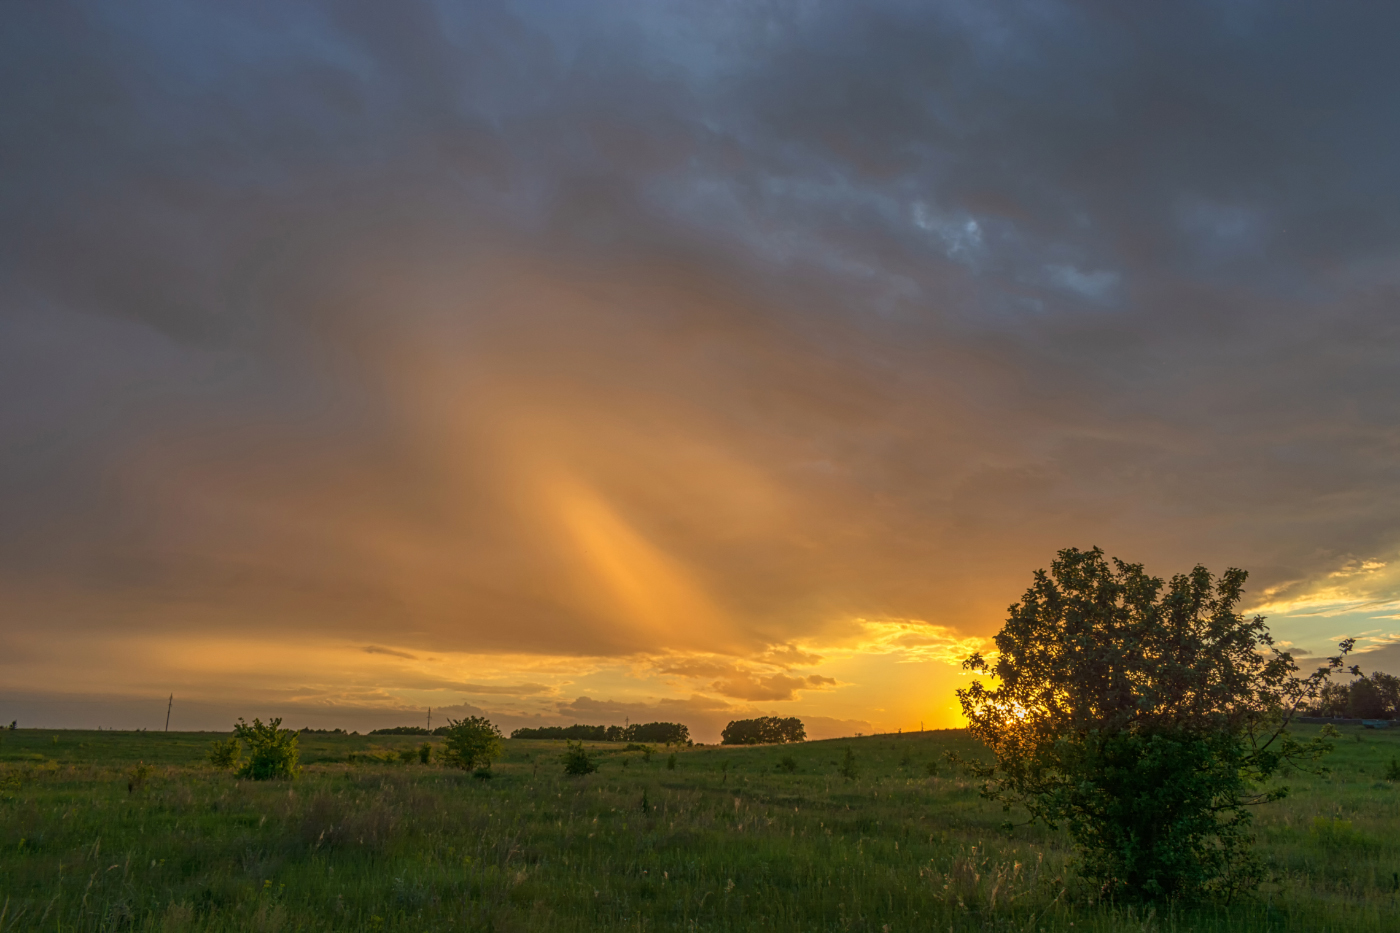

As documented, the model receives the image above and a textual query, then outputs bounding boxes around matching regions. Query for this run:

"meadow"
[0,725,1397,932]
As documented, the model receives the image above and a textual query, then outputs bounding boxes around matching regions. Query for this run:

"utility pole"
[427,707,431,731]
[165,694,173,732]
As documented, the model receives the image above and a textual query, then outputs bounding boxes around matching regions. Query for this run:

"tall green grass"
[1,726,1396,931]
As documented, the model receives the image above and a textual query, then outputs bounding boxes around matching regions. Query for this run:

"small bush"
[127,761,153,793]
[1385,758,1400,782]
[419,743,432,765]
[207,737,241,770]
[839,747,858,781]
[232,717,301,780]
[0,771,20,800]
[472,767,493,780]
[667,753,677,770]
[926,760,939,778]
[1310,817,1372,849]
[398,747,417,765]
[441,717,504,771]
[624,742,655,762]
[563,741,597,775]
[777,755,798,773]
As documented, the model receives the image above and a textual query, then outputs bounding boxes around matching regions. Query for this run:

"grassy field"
[0,725,1397,932]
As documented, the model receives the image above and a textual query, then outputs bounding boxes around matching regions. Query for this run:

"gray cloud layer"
[4,1,1400,667]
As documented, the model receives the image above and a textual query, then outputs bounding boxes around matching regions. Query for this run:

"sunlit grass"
[0,725,1396,931]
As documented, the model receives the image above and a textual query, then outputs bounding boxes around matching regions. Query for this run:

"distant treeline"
[1307,671,1398,720]
[369,726,451,736]
[721,716,805,745]
[510,722,691,744]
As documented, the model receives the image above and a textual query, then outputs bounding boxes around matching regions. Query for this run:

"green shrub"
[441,716,503,771]
[839,747,858,781]
[1310,817,1372,849]
[207,737,241,770]
[667,753,677,770]
[563,740,597,775]
[777,755,798,773]
[622,743,655,762]
[419,743,432,765]
[127,761,153,793]
[232,717,301,780]
[925,760,939,778]
[398,747,417,765]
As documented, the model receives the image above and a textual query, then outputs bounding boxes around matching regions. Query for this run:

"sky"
[4,1,1400,740]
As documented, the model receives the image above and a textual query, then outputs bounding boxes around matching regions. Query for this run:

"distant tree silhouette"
[721,717,805,745]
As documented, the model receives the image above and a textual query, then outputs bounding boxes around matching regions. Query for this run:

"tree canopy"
[440,716,504,771]
[231,717,301,781]
[956,547,1353,900]
[721,717,806,745]
[1309,671,1399,719]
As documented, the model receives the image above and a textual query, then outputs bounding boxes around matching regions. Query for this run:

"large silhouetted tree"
[956,547,1354,900]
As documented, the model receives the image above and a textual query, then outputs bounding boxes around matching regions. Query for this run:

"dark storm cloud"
[4,0,1400,680]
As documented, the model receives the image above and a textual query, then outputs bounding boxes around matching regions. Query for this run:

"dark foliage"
[1309,672,1399,719]
[623,722,691,745]
[368,726,434,736]
[956,547,1353,901]
[839,747,858,781]
[440,717,503,771]
[207,736,241,769]
[510,724,610,740]
[232,717,301,780]
[508,722,689,743]
[721,717,806,745]
[562,740,598,775]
